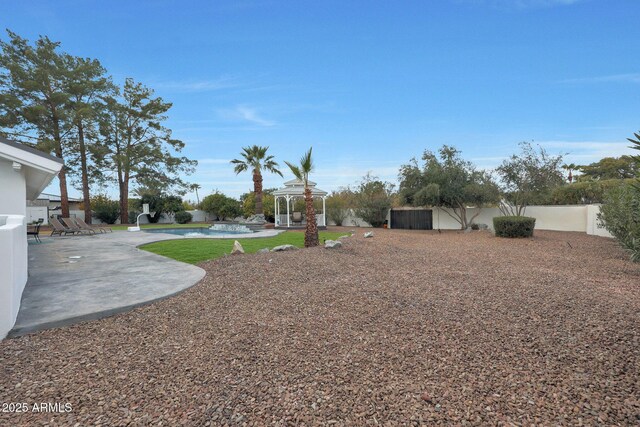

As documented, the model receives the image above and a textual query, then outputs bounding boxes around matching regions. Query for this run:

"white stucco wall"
[388,205,612,238]
[0,215,27,339]
[0,158,27,216]
[586,204,613,238]
[50,209,210,225]
[326,208,372,227]
[26,206,48,224]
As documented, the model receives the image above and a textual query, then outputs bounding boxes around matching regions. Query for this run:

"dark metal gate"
[390,209,433,230]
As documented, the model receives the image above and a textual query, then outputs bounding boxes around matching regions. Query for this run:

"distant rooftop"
[37,193,83,202]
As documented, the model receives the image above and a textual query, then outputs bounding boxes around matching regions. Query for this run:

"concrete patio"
[10,231,207,337]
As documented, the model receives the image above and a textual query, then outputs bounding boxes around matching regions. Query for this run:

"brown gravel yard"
[1,229,639,426]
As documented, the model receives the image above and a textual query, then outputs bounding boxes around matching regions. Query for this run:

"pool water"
[143,227,254,237]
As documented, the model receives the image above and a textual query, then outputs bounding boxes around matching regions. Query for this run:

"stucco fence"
[28,208,210,225]
[328,205,612,238]
[29,205,612,238]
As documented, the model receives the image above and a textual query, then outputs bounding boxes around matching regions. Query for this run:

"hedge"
[493,216,536,238]
[174,210,193,224]
[550,179,635,205]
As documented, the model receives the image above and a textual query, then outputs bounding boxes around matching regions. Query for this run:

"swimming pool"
[143,227,254,237]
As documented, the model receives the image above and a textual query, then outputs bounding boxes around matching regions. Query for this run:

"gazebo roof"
[273,178,328,197]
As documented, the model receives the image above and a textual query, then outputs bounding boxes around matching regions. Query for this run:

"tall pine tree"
[64,54,114,223]
[0,31,73,216]
[96,78,196,224]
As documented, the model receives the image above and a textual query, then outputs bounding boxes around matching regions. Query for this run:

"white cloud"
[197,158,232,165]
[537,140,636,164]
[153,76,242,92]
[559,73,640,84]
[458,141,635,171]
[217,105,276,127]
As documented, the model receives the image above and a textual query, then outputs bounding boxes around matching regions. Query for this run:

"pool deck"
[10,229,283,337]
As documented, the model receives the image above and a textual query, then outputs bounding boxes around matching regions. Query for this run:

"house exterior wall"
[0,215,27,339]
[0,158,27,216]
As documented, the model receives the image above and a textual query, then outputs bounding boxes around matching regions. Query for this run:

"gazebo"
[273,179,328,229]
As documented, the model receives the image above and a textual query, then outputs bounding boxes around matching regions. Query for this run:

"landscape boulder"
[231,240,244,255]
[364,231,374,238]
[257,248,270,254]
[324,240,342,249]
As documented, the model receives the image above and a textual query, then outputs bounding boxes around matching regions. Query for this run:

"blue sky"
[2,0,639,200]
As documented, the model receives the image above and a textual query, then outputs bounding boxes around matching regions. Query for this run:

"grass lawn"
[139,231,346,264]
[110,222,212,231]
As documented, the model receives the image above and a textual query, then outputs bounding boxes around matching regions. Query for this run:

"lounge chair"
[49,217,76,236]
[61,217,95,235]
[27,222,42,242]
[74,217,112,233]
[292,211,303,225]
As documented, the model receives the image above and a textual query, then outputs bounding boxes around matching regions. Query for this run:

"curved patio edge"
[9,232,206,338]
[7,273,204,338]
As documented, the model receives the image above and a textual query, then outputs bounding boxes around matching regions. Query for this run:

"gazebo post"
[274,195,278,226]
[286,195,290,228]
[322,196,326,227]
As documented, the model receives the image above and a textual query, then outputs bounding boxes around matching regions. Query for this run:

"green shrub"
[598,184,640,262]
[201,192,241,221]
[174,210,193,224]
[550,179,635,205]
[91,195,120,224]
[493,216,536,238]
[128,211,139,224]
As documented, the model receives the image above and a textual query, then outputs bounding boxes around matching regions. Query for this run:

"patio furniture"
[27,222,42,243]
[292,211,303,225]
[61,217,95,235]
[74,217,112,233]
[49,217,76,236]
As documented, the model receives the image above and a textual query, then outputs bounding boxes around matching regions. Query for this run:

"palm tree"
[285,147,319,247]
[562,163,578,183]
[231,146,283,219]
[190,183,201,207]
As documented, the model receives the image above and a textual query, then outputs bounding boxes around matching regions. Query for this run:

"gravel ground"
[1,228,639,426]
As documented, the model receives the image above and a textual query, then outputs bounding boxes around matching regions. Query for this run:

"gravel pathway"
[1,229,638,425]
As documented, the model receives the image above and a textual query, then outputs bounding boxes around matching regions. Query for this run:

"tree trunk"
[51,107,70,218]
[119,174,129,225]
[57,167,70,219]
[253,169,263,216]
[77,121,92,224]
[304,187,319,247]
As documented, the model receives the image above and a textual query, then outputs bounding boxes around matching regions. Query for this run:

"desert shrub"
[240,189,275,222]
[551,179,634,205]
[201,192,242,221]
[91,195,120,224]
[493,216,536,238]
[140,194,183,223]
[128,211,140,224]
[598,184,640,262]
[174,211,193,224]
[326,188,355,226]
[354,173,395,227]
[496,142,564,216]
